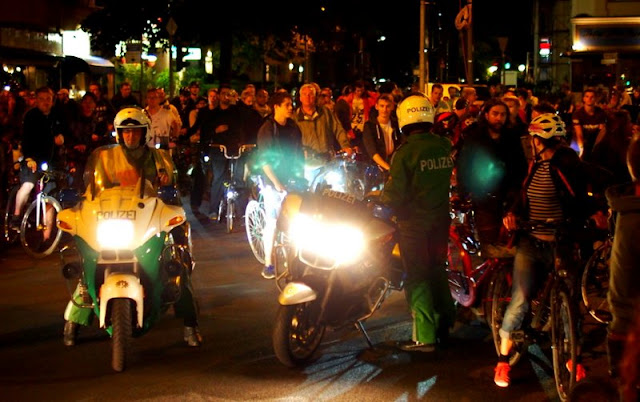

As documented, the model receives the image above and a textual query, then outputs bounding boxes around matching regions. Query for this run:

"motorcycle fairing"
[278,282,317,305]
[73,233,166,335]
[99,273,144,328]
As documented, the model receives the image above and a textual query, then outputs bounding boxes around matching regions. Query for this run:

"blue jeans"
[499,235,555,340]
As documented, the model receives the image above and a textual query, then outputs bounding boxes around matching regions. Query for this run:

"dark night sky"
[304,0,535,85]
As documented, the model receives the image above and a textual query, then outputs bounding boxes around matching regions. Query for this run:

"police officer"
[381,94,455,352]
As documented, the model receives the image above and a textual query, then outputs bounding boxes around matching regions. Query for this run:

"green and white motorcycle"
[58,149,193,372]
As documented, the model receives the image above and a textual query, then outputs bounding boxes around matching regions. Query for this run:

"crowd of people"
[1,77,640,398]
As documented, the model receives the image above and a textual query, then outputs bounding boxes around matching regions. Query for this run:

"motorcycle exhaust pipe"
[62,262,83,280]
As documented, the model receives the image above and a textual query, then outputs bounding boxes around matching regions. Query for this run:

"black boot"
[63,321,78,347]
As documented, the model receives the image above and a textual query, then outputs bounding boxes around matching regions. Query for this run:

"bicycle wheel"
[581,240,612,324]
[226,199,234,233]
[490,267,523,366]
[20,196,62,258]
[245,200,266,264]
[217,199,225,224]
[551,285,578,401]
[447,226,476,307]
[4,186,20,245]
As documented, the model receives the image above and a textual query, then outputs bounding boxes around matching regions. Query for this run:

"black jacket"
[361,118,402,163]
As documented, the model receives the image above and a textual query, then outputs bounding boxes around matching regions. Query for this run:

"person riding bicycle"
[63,107,203,347]
[255,91,305,279]
[13,87,66,242]
[495,113,592,387]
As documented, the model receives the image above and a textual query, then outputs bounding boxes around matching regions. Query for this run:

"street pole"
[467,0,473,84]
[533,0,539,85]
[419,0,426,92]
[166,18,178,99]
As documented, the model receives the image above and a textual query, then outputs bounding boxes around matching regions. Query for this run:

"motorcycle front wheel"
[111,298,132,372]
[273,301,326,367]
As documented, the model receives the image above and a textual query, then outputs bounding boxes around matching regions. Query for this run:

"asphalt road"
[0,206,614,401]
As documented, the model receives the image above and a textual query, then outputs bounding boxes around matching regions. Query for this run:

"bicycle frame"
[211,144,255,233]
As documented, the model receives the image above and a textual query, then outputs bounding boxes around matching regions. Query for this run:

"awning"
[64,55,114,70]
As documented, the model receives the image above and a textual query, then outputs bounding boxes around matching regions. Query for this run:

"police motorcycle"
[57,109,193,372]
[271,156,403,367]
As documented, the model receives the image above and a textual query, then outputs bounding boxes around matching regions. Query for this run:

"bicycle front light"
[290,213,365,266]
[97,219,134,249]
[40,162,49,172]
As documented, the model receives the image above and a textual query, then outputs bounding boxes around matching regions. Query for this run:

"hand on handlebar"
[503,212,517,231]
[589,210,608,230]
[339,147,354,157]
[26,158,37,173]
[158,168,170,186]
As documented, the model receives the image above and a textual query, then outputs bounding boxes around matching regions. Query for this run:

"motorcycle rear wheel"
[273,302,326,367]
[112,298,132,372]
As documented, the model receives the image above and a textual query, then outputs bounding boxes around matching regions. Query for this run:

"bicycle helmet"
[114,107,152,147]
[396,94,435,133]
[528,113,566,139]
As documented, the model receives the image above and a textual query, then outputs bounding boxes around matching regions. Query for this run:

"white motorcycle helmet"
[396,94,435,133]
[528,113,566,139]
[114,107,152,148]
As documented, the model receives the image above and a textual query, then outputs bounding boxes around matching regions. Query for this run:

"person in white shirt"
[145,88,181,149]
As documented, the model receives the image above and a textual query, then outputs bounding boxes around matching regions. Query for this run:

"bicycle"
[581,236,612,324]
[490,219,581,401]
[245,174,308,279]
[19,165,78,258]
[447,196,514,323]
[211,143,255,233]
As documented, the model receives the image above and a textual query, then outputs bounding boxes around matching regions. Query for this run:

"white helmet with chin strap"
[528,113,566,139]
[114,107,152,147]
[396,94,435,133]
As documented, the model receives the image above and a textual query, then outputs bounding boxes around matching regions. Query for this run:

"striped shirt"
[526,161,563,238]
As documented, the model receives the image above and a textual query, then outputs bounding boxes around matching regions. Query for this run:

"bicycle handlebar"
[210,143,256,159]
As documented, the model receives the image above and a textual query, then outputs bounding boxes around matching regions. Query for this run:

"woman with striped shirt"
[494,113,593,388]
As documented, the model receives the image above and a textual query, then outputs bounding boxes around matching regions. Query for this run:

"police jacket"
[381,131,453,226]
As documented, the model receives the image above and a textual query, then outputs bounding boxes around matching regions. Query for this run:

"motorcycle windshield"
[309,157,384,201]
[83,145,156,199]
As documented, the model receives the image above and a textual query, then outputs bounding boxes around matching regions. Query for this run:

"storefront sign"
[572,17,640,52]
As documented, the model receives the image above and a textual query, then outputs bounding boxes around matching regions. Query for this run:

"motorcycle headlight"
[97,219,134,249]
[290,214,365,267]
